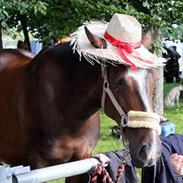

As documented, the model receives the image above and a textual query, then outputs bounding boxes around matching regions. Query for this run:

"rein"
[101,66,161,135]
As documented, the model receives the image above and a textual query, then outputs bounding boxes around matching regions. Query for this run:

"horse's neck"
[26,45,103,125]
[62,53,103,121]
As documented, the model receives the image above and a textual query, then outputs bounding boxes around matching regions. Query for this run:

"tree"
[0,0,48,49]
[26,0,183,48]
[1,0,183,46]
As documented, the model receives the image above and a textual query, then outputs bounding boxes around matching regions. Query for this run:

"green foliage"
[0,0,48,18]
[1,0,183,45]
[162,24,183,40]
[0,0,48,37]
[94,111,123,154]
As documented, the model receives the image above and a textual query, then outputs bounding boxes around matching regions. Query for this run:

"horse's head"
[105,65,161,167]
[83,23,162,167]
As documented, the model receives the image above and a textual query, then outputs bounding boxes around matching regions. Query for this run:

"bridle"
[101,67,128,128]
[101,66,161,135]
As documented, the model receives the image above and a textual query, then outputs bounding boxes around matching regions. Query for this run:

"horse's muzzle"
[131,141,162,168]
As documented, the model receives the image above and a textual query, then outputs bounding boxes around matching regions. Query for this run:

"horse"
[0,29,162,182]
[0,49,34,70]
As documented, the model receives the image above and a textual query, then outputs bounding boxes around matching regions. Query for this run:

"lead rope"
[153,162,157,183]
[89,154,127,183]
[90,164,113,183]
[90,162,126,183]
[114,161,126,183]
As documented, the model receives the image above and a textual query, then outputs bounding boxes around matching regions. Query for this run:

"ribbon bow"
[104,31,142,70]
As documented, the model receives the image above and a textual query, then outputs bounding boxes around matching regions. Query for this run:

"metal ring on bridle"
[103,80,109,90]
[121,115,128,128]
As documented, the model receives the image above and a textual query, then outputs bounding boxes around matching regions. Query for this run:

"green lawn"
[51,82,183,183]
[163,83,183,134]
[163,82,178,96]
[94,112,123,154]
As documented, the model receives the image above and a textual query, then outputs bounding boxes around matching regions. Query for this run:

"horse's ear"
[142,27,155,49]
[84,26,107,49]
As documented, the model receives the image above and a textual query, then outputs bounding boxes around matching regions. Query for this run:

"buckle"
[121,115,128,128]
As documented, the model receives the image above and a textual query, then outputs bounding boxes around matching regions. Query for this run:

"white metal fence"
[0,154,110,183]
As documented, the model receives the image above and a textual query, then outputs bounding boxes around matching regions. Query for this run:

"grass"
[163,83,183,134]
[163,82,178,96]
[50,82,183,183]
[93,112,123,154]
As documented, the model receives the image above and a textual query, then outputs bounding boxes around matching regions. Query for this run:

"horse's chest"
[49,134,97,163]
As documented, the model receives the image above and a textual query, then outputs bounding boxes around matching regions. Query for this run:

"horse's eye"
[116,77,126,87]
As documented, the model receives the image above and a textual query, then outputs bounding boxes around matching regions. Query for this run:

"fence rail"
[0,154,110,183]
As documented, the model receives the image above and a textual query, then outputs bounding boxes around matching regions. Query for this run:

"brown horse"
[0,49,34,70]
[0,32,161,182]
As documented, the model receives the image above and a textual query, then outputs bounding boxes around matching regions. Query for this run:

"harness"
[101,66,161,135]
[101,67,128,128]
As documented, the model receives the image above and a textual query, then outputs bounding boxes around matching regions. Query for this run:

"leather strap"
[101,68,128,127]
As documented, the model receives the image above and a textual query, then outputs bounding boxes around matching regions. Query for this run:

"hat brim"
[71,21,164,68]
[81,44,164,68]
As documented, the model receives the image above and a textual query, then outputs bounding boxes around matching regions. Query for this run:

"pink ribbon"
[104,31,142,70]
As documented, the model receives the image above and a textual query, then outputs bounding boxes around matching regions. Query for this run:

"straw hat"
[71,13,164,69]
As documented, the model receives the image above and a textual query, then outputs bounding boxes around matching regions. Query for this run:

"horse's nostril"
[138,144,148,160]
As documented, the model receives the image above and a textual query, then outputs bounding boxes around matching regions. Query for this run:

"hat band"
[104,31,141,70]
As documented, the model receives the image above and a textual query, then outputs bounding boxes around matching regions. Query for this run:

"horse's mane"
[26,42,73,73]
